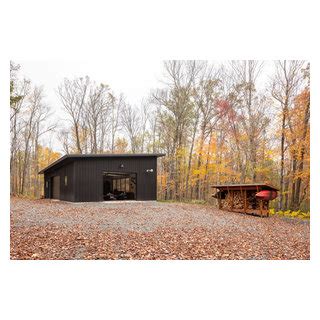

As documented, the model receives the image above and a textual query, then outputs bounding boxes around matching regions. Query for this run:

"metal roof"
[39,153,165,174]
[211,183,279,191]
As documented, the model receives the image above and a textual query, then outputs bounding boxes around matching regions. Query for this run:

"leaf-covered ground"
[10,197,310,260]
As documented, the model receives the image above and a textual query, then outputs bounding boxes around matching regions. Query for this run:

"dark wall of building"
[43,156,159,202]
[44,162,75,201]
[74,157,158,201]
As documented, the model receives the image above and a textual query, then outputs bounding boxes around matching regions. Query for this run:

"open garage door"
[52,176,60,199]
[103,172,136,201]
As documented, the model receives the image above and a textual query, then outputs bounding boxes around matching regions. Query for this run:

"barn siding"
[44,162,75,201]
[73,157,158,202]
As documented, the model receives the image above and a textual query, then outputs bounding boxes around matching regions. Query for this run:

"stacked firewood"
[224,191,243,209]
[223,191,268,210]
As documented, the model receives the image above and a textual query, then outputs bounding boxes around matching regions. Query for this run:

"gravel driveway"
[10,197,310,260]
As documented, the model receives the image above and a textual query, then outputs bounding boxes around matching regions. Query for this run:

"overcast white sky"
[17,59,168,151]
[18,59,165,110]
[16,60,276,152]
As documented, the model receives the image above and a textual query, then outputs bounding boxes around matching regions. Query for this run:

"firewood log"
[222,190,268,211]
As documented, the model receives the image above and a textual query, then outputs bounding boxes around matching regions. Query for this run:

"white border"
[1,1,319,320]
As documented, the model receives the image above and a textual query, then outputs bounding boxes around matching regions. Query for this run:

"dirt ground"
[10,197,310,260]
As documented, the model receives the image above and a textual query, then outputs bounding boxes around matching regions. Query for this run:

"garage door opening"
[103,172,136,201]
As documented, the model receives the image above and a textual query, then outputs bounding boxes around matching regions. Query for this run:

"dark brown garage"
[52,176,60,199]
[39,154,165,202]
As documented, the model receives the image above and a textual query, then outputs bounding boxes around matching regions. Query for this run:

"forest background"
[10,60,310,211]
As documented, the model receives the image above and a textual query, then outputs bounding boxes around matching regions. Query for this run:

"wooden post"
[256,186,263,217]
[259,199,263,217]
[218,188,222,209]
[245,191,247,214]
[230,190,234,212]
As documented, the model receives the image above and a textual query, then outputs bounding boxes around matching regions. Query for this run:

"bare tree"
[10,78,31,193]
[109,93,123,153]
[121,103,141,153]
[271,60,305,210]
[153,60,204,199]
[85,83,110,153]
[58,129,71,154]
[57,76,90,153]
[230,60,265,182]
[139,100,149,153]
[193,65,222,199]
[19,86,55,194]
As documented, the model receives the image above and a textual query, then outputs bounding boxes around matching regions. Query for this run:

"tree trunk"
[278,107,287,210]
[195,126,206,199]
[294,97,310,209]
[74,123,82,154]
[185,111,200,199]
[203,129,213,200]
[290,154,297,209]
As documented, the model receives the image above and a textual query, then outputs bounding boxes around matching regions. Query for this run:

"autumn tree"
[153,60,203,199]
[271,60,305,210]
[193,65,222,199]
[10,60,310,212]
[229,61,269,182]
[10,62,57,197]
